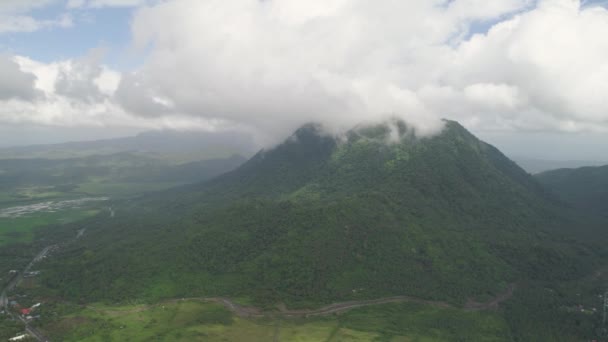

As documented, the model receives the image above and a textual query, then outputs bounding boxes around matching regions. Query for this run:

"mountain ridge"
[40,120,600,309]
[536,164,608,217]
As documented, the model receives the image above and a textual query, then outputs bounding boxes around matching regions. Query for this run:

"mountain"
[39,120,603,314]
[0,130,256,162]
[536,165,608,217]
[0,130,255,204]
[513,157,608,174]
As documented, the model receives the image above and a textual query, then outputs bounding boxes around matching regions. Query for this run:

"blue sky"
[0,1,140,70]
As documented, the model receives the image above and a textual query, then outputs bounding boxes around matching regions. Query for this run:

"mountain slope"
[41,120,600,307]
[536,165,608,217]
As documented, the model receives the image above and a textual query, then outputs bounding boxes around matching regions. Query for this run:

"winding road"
[88,284,516,320]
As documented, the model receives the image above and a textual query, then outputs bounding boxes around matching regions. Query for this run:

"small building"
[9,334,29,341]
[20,308,31,315]
[24,271,41,278]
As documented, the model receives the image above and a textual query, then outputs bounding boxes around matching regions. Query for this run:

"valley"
[0,132,251,341]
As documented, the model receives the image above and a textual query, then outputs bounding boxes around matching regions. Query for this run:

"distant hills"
[0,130,255,204]
[0,130,257,162]
[41,120,602,311]
[513,157,608,174]
[536,165,608,217]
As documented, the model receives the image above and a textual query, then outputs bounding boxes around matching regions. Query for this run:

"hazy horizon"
[2,0,608,161]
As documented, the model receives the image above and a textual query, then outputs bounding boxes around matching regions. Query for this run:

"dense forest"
[38,122,604,303]
[536,165,608,217]
[38,121,607,321]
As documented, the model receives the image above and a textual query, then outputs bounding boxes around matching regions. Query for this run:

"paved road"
[1,272,21,311]
[0,288,7,309]
[11,312,50,341]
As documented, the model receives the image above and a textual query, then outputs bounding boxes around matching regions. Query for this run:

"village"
[1,255,53,342]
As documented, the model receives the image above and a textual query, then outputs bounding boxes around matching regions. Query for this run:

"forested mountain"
[536,165,608,217]
[41,120,604,309]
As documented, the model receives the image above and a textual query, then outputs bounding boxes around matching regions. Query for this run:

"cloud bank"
[2,0,608,145]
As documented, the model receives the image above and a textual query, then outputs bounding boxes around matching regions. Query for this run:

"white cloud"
[0,1,73,34]
[66,0,86,9]
[3,0,608,147]
[0,54,219,133]
[119,0,535,142]
[0,13,72,34]
[0,0,56,14]
[441,0,608,132]
[67,0,152,9]
[0,55,40,100]
[116,0,608,143]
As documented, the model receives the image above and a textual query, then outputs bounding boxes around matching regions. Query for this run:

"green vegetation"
[30,120,608,340]
[0,208,98,246]
[536,165,608,217]
[0,318,25,341]
[0,131,256,341]
[0,153,246,205]
[37,299,514,342]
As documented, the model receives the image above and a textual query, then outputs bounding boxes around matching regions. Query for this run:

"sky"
[1,0,608,161]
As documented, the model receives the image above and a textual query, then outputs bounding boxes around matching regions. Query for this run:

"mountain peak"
[44,118,579,313]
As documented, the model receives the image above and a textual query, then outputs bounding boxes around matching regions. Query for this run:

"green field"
[75,181,186,197]
[0,208,99,246]
[39,300,511,342]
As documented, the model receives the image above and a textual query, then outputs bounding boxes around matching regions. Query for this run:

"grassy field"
[75,181,186,197]
[0,179,184,246]
[39,300,511,341]
[0,208,99,246]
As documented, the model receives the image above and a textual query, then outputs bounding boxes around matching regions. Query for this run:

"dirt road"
[88,284,516,319]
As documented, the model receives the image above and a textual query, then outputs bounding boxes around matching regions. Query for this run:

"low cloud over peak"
[2,0,608,148]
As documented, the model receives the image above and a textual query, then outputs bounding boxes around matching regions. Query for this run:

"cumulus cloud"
[3,0,608,146]
[55,48,114,102]
[105,0,607,143]
[67,0,154,9]
[117,0,535,142]
[0,54,222,133]
[0,55,40,101]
